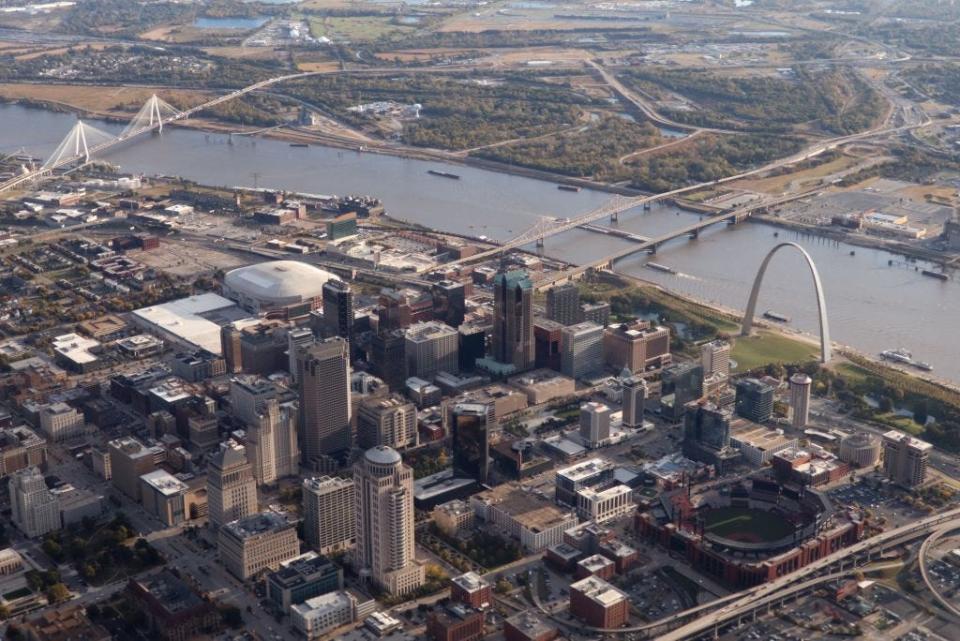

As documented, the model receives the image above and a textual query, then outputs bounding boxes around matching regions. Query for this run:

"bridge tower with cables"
[42,120,116,171]
[120,94,182,139]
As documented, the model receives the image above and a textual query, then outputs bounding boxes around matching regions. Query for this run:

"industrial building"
[133,293,243,355]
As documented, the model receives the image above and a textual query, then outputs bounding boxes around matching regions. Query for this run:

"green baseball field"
[703,506,797,543]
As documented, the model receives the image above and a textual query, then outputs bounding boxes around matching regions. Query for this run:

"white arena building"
[222,261,340,317]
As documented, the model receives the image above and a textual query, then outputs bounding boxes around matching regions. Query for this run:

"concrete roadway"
[918,523,960,620]
[36,441,291,641]
[650,509,960,641]
[515,508,960,641]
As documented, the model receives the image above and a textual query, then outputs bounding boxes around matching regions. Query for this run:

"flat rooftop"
[51,333,100,365]
[133,292,243,355]
[548,542,582,561]
[882,430,934,452]
[413,468,476,501]
[505,611,556,639]
[270,552,338,589]
[108,436,164,460]
[730,421,795,452]
[221,511,293,539]
[450,572,489,593]
[570,575,627,607]
[556,457,614,483]
[477,484,576,533]
[577,484,633,502]
[133,570,205,615]
[140,469,187,497]
[579,554,615,572]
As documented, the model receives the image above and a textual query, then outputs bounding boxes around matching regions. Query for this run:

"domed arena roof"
[365,445,402,466]
[223,261,339,305]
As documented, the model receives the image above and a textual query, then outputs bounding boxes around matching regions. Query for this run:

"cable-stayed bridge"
[0,70,327,194]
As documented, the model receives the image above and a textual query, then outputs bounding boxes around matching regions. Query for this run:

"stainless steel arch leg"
[740,242,831,363]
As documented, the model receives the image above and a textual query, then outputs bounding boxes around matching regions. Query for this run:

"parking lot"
[827,479,930,530]
[623,570,686,621]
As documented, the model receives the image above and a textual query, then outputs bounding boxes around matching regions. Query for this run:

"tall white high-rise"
[701,340,731,378]
[579,402,612,448]
[207,440,258,529]
[10,466,60,538]
[353,446,424,597]
[789,373,813,429]
[560,321,603,379]
[357,395,418,451]
[404,321,459,380]
[288,327,315,383]
[303,476,355,555]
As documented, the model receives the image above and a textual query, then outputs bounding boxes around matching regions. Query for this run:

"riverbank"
[670,195,958,270]
[753,214,959,270]
[594,268,960,395]
[0,91,647,197]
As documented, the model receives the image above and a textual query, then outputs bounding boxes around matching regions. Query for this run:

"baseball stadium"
[636,477,865,588]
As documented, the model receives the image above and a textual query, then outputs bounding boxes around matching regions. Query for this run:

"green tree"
[41,538,63,562]
[45,583,70,604]
[425,564,447,583]
[914,400,929,425]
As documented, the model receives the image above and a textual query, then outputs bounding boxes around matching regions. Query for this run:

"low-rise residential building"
[427,604,484,641]
[23,605,111,641]
[504,611,559,641]
[450,572,492,610]
[432,499,475,537]
[569,576,629,629]
[127,570,220,641]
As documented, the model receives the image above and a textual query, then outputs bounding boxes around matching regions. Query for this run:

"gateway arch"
[741,242,831,363]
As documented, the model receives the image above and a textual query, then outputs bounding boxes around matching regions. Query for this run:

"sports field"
[703,506,796,543]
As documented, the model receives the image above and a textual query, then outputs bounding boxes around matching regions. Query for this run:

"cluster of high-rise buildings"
[0,243,947,641]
